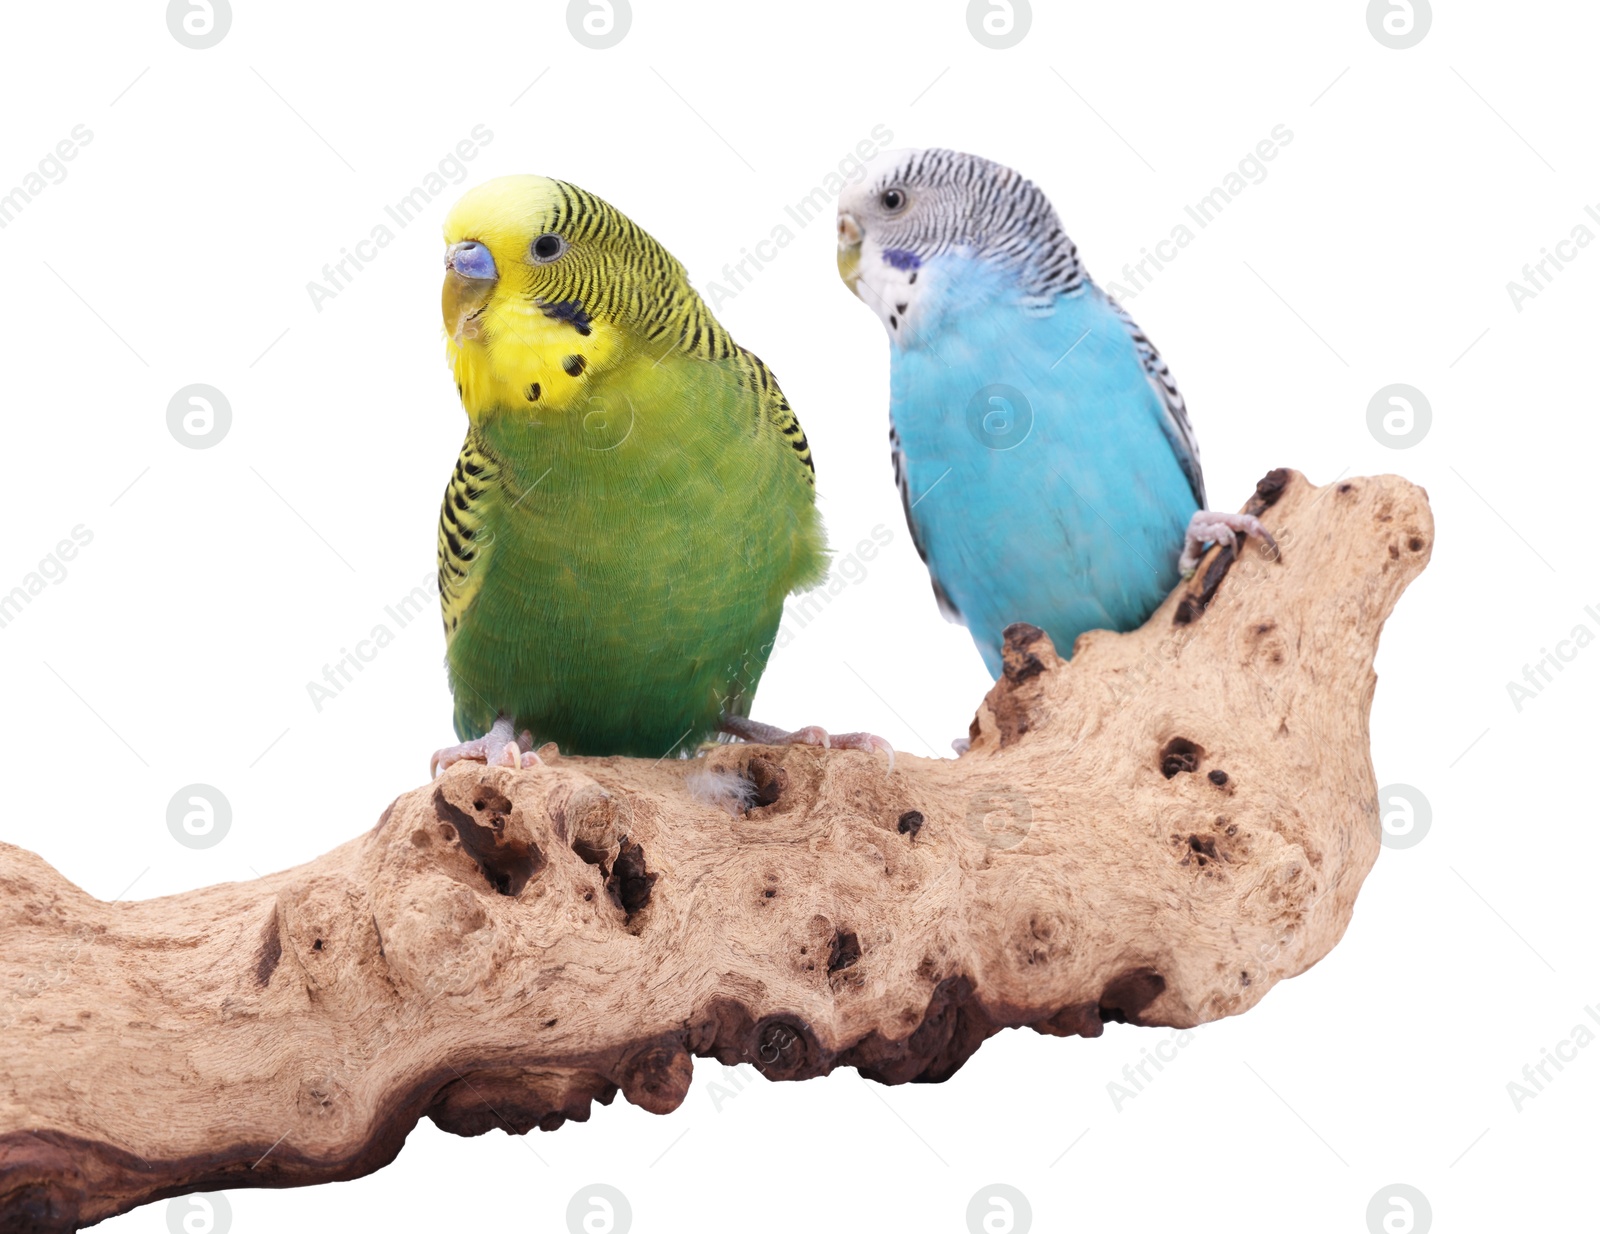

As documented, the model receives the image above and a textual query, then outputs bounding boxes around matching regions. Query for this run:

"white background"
[0,1,1594,1231]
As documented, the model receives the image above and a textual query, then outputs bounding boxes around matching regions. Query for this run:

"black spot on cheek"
[895,303,907,313]
[525,382,541,401]
[909,272,917,284]
[562,354,587,377]
[889,314,898,329]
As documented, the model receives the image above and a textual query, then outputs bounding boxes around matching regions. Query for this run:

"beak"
[442,240,498,344]
[836,212,863,289]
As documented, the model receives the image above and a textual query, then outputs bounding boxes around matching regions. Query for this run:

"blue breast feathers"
[888,255,1199,676]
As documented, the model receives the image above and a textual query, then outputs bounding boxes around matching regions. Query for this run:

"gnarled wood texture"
[0,469,1432,1230]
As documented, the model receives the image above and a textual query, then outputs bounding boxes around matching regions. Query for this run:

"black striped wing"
[1105,294,1206,509]
[890,421,963,623]
[734,347,815,485]
[438,435,499,641]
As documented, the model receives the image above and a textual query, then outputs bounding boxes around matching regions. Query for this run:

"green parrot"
[430,175,882,771]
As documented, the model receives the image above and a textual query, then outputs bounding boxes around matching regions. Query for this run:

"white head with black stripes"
[837,148,1086,341]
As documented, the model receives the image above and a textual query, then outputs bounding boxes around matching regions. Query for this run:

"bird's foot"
[1179,510,1278,577]
[430,714,543,778]
[721,715,895,775]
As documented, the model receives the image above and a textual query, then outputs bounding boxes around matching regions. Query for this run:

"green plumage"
[442,352,824,756]
[436,177,825,757]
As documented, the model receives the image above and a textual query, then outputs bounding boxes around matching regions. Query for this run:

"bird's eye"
[880,188,907,212]
[531,233,567,263]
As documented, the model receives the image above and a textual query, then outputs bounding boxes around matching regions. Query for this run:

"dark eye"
[531,233,566,262]
[880,188,906,212]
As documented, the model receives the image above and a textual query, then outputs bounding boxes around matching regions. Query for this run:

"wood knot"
[1099,967,1167,1025]
[828,929,861,973]
[980,625,1062,748]
[0,1137,85,1234]
[251,915,283,994]
[1253,468,1291,507]
[425,1067,611,1137]
[1000,622,1055,684]
[605,838,657,918]
[431,785,544,896]
[1036,1001,1105,1040]
[547,781,619,866]
[745,756,788,808]
[751,1018,812,1078]
[1160,737,1204,779]
[618,1040,694,1115]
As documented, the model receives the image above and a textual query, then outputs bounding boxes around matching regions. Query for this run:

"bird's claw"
[1179,511,1278,576]
[825,730,897,775]
[492,740,543,770]
[721,716,896,775]
[431,718,542,778]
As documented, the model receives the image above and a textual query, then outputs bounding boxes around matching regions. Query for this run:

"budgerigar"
[430,175,851,769]
[836,149,1269,678]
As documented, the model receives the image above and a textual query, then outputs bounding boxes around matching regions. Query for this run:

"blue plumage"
[892,263,1198,674]
[839,149,1207,676]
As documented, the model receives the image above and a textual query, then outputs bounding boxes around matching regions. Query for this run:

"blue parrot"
[836,148,1267,678]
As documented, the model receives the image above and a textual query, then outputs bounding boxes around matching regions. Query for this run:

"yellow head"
[441,175,696,420]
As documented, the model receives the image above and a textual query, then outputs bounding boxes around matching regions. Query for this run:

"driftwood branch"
[0,469,1431,1230]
